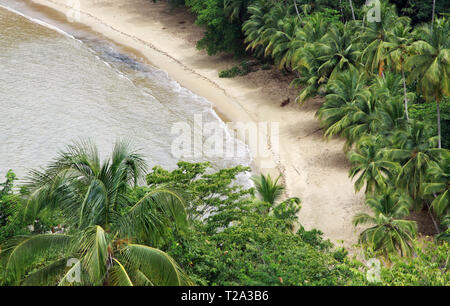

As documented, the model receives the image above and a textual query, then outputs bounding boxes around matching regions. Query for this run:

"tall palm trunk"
[349,0,356,21]
[293,0,301,20]
[339,0,344,20]
[431,0,436,29]
[401,64,410,121]
[437,99,442,148]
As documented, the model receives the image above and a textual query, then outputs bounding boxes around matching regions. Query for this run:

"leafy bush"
[184,0,249,55]
[146,162,368,285]
[219,61,253,77]
[0,171,27,243]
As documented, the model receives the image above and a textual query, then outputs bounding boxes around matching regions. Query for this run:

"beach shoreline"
[13,0,367,247]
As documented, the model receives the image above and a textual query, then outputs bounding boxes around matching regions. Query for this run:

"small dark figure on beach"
[281,98,290,107]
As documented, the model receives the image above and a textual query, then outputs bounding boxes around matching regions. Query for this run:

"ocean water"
[0,3,251,181]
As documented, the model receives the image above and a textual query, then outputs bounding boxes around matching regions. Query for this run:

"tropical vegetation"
[1,0,449,286]
[149,0,450,274]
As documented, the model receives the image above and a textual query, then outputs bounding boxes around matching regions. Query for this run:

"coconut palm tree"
[359,1,410,77]
[243,2,289,57]
[252,173,285,206]
[349,0,356,20]
[242,1,271,57]
[344,91,381,148]
[290,15,332,102]
[386,22,414,120]
[387,121,441,207]
[315,22,359,81]
[264,16,302,69]
[316,67,370,143]
[406,17,450,148]
[353,189,417,256]
[348,136,400,194]
[422,150,450,219]
[224,0,253,22]
[370,72,410,131]
[291,54,324,103]
[293,22,359,104]
[291,12,331,57]
[436,214,450,242]
[1,141,190,286]
[431,0,436,27]
[252,173,300,230]
[252,173,301,207]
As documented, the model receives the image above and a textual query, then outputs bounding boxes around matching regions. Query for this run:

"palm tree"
[264,16,302,69]
[353,189,417,256]
[431,0,436,28]
[291,55,324,103]
[359,1,410,77]
[315,22,359,81]
[422,150,450,219]
[348,136,400,194]
[436,214,450,242]
[370,72,410,131]
[1,141,190,286]
[242,1,271,57]
[290,13,331,64]
[316,67,372,146]
[224,0,252,22]
[406,17,450,148]
[243,2,289,58]
[293,22,359,104]
[252,173,301,207]
[386,22,414,120]
[290,14,332,102]
[349,0,356,21]
[387,121,441,207]
[252,173,300,230]
[252,173,284,206]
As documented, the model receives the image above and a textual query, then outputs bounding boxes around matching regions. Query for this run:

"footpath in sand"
[24,0,367,247]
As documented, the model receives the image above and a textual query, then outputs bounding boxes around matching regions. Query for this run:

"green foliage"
[0,170,16,196]
[252,174,284,205]
[348,136,400,194]
[261,63,272,70]
[147,161,254,233]
[184,0,250,55]
[389,0,450,24]
[406,18,450,103]
[219,65,241,78]
[3,0,450,285]
[219,60,253,77]
[422,150,450,220]
[1,141,190,286]
[353,189,417,257]
[150,0,450,272]
[410,98,450,149]
[380,240,449,285]
[146,162,368,285]
[0,171,28,244]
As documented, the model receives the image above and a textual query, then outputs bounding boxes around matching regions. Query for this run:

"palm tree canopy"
[252,173,284,205]
[1,141,190,286]
[423,150,450,218]
[353,189,417,256]
[406,17,450,101]
[348,136,400,194]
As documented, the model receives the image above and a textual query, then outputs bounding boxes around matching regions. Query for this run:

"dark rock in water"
[101,47,147,72]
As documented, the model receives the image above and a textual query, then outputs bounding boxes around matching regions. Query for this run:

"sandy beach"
[22,0,367,247]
